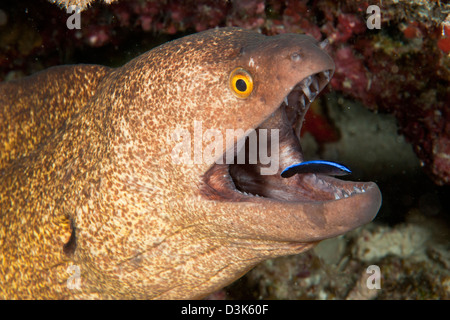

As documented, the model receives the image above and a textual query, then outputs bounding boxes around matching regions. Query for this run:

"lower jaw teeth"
[333,186,367,200]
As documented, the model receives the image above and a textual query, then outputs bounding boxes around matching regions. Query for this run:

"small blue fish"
[281,160,351,178]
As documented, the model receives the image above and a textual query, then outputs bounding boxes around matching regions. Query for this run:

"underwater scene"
[0,0,449,300]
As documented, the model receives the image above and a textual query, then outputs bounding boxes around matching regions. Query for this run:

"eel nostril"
[319,39,329,50]
[291,52,301,62]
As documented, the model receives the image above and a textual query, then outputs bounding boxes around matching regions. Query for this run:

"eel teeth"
[299,75,321,102]
[311,175,368,201]
[312,77,319,91]
[299,95,305,108]
[301,84,312,101]
[303,76,312,87]
[309,90,317,101]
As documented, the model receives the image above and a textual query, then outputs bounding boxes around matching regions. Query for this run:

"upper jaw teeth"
[312,77,319,91]
[282,72,327,109]
[300,75,319,102]
[299,95,305,108]
[303,76,312,87]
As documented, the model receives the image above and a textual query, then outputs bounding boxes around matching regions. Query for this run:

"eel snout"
[202,58,381,243]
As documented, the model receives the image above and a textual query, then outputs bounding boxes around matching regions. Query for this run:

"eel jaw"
[201,69,381,240]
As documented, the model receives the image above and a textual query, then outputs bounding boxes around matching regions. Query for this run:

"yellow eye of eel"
[229,68,253,98]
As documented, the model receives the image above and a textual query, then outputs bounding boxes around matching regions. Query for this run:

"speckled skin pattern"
[0,28,381,299]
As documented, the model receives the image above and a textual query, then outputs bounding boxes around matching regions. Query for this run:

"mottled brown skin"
[0,28,381,299]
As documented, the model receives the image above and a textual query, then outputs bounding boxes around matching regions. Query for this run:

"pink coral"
[331,47,369,101]
[322,13,366,44]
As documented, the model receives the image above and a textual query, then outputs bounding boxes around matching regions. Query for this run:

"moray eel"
[0,27,381,299]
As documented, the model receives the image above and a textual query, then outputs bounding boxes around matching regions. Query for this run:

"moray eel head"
[195,29,381,242]
[1,28,381,299]
[134,28,381,298]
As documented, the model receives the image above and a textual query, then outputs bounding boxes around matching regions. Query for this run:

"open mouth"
[201,70,374,204]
